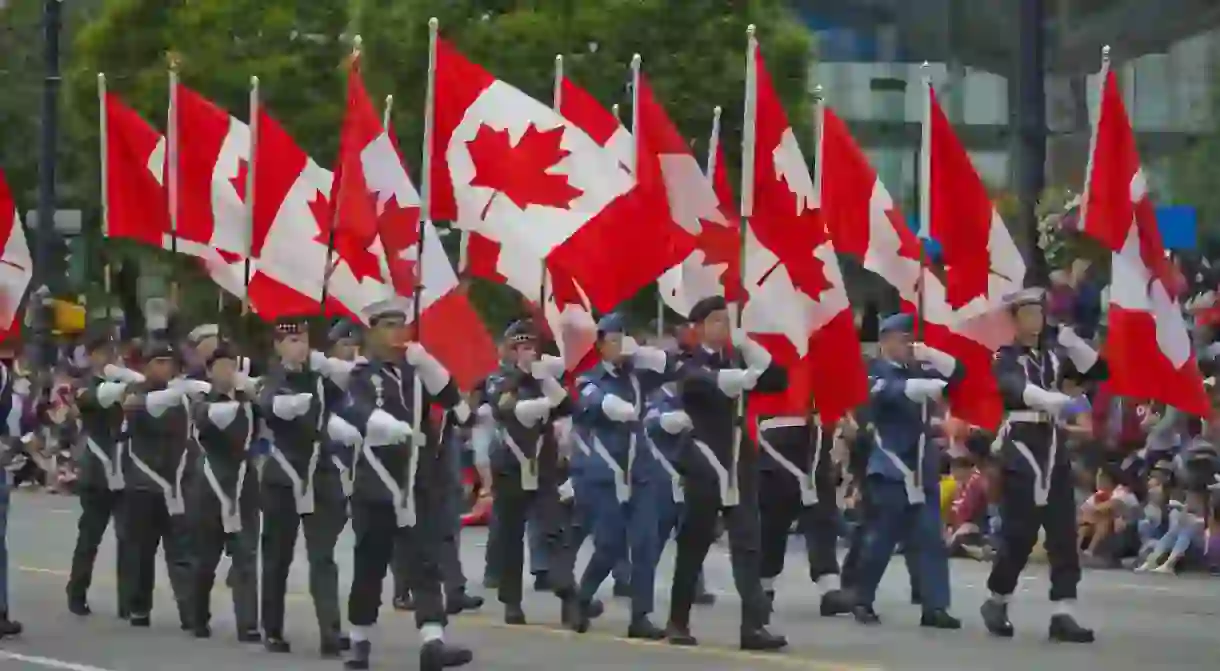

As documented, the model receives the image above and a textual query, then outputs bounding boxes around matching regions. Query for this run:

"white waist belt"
[872,427,926,506]
[86,436,125,491]
[269,442,320,515]
[758,416,820,506]
[202,457,248,533]
[128,445,188,516]
[694,439,738,507]
[993,418,1057,507]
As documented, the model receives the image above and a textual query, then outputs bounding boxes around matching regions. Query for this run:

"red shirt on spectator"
[950,469,989,530]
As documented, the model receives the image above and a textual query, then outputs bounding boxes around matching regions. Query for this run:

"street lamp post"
[33,0,62,373]
[1016,0,1048,285]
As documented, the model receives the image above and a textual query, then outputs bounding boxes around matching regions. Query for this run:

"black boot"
[129,613,150,628]
[67,596,92,617]
[320,636,343,659]
[0,613,22,638]
[504,603,527,625]
[419,639,473,670]
[344,640,371,670]
[445,590,485,615]
[665,622,698,646]
[1049,614,1095,643]
[980,598,1014,638]
[920,609,962,629]
[192,623,212,639]
[563,597,590,633]
[532,571,551,592]
[627,615,666,640]
[819,589,853,617]
[851,604,881,625]
[693,587,716,606]
[237,628,261,644]
[612,581,632,598]
[263,633,291,653]
[740,625,788,652]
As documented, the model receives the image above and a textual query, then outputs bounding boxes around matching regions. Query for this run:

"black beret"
[141,339,176,361]
[328,318,360,344]
[274,316,309,337]
[504,319,537,344]
[687,296,728,324]
[208,341,238,366]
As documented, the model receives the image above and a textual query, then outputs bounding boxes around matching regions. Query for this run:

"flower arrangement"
[1036,187,1082,270]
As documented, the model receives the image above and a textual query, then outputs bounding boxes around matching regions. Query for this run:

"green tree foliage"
[56,0,813,331]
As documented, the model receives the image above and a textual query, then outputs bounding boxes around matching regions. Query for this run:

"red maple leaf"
[548,266,587,311]
[309,190,383,283]
[230,157,249,202]
[756,207,832,301]
[467,124,584,217]
[693,219,743,302]
[377,195,422,295]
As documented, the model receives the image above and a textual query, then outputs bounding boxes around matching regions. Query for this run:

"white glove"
[1057,326,1099,371]
[558,479,575,502]
[96,381,129,408]
[1057,326,1085,349]
[309,350,330,371]
[207,401,241,430]
[182,379,213,396]
[145,388,186,417]
[234,372,260,393]
[715,369,760,397]
[732,331,772,370]
[271,393,313,420]
[476,403,494,421]
[632,345,668,373]
[531,355,566,380]
[1022,384,1073,414]
[406,343,453,394]
[659,410,693,434]
[514,398,552,427]
[327,415,364,447]
[310,351,358,388]
[540,376,568,406]
[903,378,948,403]
[912,343,956,377]
[103,364,145,385]
[452,401,472,425]
[366,409,412,446]
[600,394,637,422]
[619,336,640,357]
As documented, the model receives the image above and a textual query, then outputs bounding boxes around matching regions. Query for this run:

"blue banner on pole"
[1157,205,1196,251]
[908,215,942,260]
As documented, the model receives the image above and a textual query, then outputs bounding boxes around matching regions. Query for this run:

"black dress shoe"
[393,593,415,611]
[693,590,716,606]
[587,598,605,619]
[237,629,262,643]
[482,575,500,590]
[819,589,853,617]
[563,597,590,633]
[320,638,342,658]
[980,599,1014,638]
[420,639,473,670]
[740,626,787,651]
[129,614,150,628]
[1049,614,1095,643]
[180,619,193,632]
[192,624,212,639]
[67,599,92,617]
[851,605,881,625]
[612,581,632,598]
[344,640,371,670]
[504,604,527,625]
[532,571,551,592]
[446,591,485,615]
[627,616,666,640]
[263,635,291,653]
[665,623,698,646]
[920,609,962,629]
[0,617,23,638]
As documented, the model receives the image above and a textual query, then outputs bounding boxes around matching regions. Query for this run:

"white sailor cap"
[187,323,220,343]
[1002,287,1046,310]
[360,296,413,325]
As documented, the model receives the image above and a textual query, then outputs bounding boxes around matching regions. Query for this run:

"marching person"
[336,297,473,670]
[0,340,24,637]
[487,320,580,627]
[118,340,209,630]
[981,288,1105,643]
[851,314,960,629]
[756,406,854,619]
[257,316,349,656]
[66,326,135,618]
[188,342,261,642]
[667,296,788,651]
[568,314,672,638]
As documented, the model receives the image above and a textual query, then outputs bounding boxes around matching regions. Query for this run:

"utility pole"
[33,0,62,371]
[1016,0,1048,285]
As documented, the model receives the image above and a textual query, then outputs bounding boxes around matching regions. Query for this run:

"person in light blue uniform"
[568,314,673,638]
[852,313,962,630]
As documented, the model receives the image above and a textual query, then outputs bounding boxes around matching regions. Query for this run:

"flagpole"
[97,73,111,329]
[167,53,181,327]
[321,37,362,317]
[698,103,723,342]
[810,83,828,439]
[1078,45,1110,233]
[917,62,932,344]
[541,54,560,322]
[242,75,260,325]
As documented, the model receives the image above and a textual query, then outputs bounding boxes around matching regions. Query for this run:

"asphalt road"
[1,491,1217,671]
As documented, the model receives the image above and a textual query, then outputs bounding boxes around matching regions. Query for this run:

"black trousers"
[349,498,446,628]
[191,486,259,631]
[259,484,346,641]
[393,450,468,599]
[987,463,1081,601]
[669,479,769,630]
[758,468,840,582]
[490,468,577,606]
[66,487,125,607]
[118,489,194,623]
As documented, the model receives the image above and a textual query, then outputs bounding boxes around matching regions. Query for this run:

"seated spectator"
[1137,464,1174,555]
[1079,464,1140,566]
[1205,498,1220,574]
[1136,488,1210,574]
[944,453,994,561]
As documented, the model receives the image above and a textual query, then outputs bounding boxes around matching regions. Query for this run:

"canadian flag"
[429,38,693,314]
[328,55,497,387]
[1079,55,1209,416]
[101,90,169,246]
[816,102,1004,430]
[0,169,32,341]
[644,81,743,318]
[741,37,867,425]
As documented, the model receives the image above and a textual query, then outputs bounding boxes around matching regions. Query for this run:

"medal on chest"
[372,374,385,409]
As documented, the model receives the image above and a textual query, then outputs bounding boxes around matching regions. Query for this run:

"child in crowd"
[1136,488,1209,574]
[1079,464,1140,566]
[944,453,994,561]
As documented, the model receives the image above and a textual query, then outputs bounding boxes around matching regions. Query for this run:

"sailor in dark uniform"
[486,320,581,627]
[118,340,209,629]
[336,297,473,670]
[187,342,261,642]
[667,296,788,651]
[755,401,853,618]
[184,324,221,380]
[256,316,349,656]
[981,288,1105,643]
[66,326,134,617]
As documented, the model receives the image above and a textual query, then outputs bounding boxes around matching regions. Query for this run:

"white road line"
[0,651,118,671]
